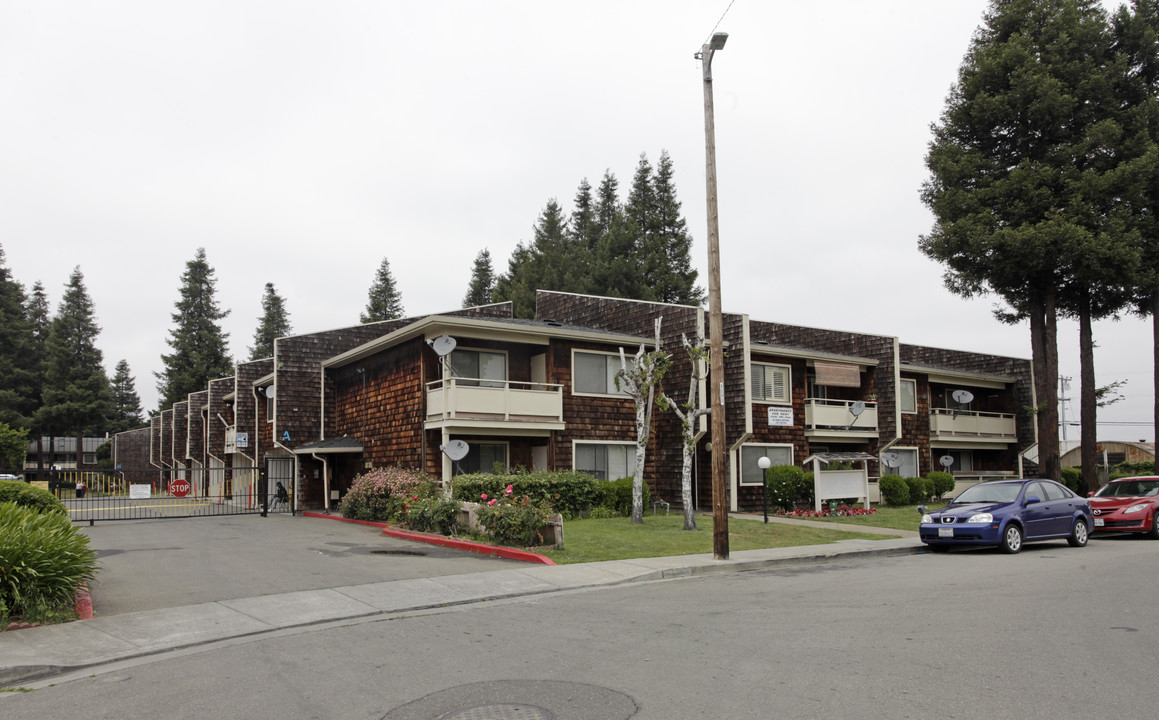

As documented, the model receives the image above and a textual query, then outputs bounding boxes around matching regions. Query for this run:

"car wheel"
[926,543,950,553]
[1067,518,1089,547]
[1148,513,1159,540]
[999,524,1023,554]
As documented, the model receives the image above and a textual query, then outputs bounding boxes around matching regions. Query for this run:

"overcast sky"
[1,0,1152,443]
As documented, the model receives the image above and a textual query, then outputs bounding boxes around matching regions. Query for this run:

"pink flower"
[505,485,514,495]
[481,494,488,500]
[488,499,497,506]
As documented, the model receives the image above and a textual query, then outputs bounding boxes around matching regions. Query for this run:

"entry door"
[266,457,294,509]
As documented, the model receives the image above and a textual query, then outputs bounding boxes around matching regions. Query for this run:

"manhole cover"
[370,549,426,556]
[440,704,554,720]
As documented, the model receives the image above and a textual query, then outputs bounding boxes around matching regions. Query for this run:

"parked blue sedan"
[920,479,1093,554]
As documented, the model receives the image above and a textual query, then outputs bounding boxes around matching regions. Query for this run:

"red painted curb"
[75,584,93,620]
[303,511,556,565]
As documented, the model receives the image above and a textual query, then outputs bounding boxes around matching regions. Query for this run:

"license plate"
[1094,518,1104,527]
[938,527,954,538]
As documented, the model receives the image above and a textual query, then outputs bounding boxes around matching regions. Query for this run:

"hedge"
[451,471,601,519]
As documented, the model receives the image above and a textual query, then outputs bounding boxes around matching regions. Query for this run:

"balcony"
[804,398,878,440]
[929,408,1017,442]
[426,377,565,432]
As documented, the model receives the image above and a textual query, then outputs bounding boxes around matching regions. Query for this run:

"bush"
[474,487,554,547]
[0,480,66,514]
[340,467,437,522]
[402,496,461,535]
[927,471,955,500]
[1113,461,1154,476]
[0,502,97,626]
[879,474,910,506]
[593,476,650,516]
[906,476,932,504]
[765,465,814,511]
[1060,467,1084,494]
[451,471,600,519]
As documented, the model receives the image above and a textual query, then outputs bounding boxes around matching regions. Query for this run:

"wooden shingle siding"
[149,417,162,467]
[160,410,174,468]
[187,391,208,466]
[207,377,234,462]
[329,337,426,471]
[172,401,189,464]
[234,359,273,463]
[113,427,151,471]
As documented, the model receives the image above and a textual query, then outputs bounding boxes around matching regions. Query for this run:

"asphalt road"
[78,513,519,616]
[4,532,1155,719]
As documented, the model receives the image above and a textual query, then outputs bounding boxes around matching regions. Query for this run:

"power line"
[703,0,738,46]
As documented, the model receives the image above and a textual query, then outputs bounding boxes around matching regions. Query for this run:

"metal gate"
[19,466,294,524]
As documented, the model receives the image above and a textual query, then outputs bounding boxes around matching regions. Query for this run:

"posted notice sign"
[129,484,151,499]
[767,407,794,427]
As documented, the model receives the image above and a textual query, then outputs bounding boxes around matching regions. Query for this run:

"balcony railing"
[426,377,564,424]
[929,408,1016,440]
[804,398,878,432]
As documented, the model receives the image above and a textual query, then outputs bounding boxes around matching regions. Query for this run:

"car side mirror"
[1025,496,1041,505]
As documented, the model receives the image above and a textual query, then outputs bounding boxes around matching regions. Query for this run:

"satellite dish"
[939,455,955,468]
[850,401,866,417]
[427,335,457,357]
[951,390,974,405]
[440,440,469,461]
[882,451,901,468]
[265,386,275,399]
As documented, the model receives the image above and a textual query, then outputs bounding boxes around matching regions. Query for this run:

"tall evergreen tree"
[108,359,144,433]
[249,282,293,360]
[25,280,50,422]
[462,249,497,308]
[494,200,581,318]
[361,257,405,322]
[1114,0,1159,448]
[35,267,112,437]
[651,151,705,305]
[156,248,232,410]
[920,0,1128,481]
[0,245,37,428]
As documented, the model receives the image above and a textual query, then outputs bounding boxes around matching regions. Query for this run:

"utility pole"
[698,31,729,560]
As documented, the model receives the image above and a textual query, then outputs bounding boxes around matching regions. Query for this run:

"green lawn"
[538,513,898,564]
[774,504,931,532]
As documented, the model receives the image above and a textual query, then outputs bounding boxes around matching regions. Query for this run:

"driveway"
[80,513,519,616]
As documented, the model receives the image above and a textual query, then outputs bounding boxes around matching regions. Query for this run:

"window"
[752,363,790,404]
[741,444,793,486]
[941,450,973,473]
[450,349,506,388]
[899,379,917,414]
[891,448,918,478]
[82,453,96,465]
[455,442,508,475]
[575,442,635,480]
[573,351,628,396]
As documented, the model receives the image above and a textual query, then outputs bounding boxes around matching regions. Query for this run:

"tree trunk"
[1153,290,1158,452]
[1029,292,1061,481]
[1079,289,1098,493]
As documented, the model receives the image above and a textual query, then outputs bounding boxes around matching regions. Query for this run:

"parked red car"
[1089,476,1159,538]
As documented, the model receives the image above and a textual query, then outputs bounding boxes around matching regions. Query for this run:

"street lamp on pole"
[698,31,729,560]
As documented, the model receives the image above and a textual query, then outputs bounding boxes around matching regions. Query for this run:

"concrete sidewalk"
[0,531,922,688]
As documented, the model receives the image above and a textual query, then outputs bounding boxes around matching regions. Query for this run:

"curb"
[301,512,556,565]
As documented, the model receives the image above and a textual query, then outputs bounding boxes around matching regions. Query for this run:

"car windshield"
[1094,480,1159,498]
[952,483,1023,504]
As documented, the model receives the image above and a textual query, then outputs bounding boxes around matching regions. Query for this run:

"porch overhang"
[424,421,562,436]
[292,437,364,454]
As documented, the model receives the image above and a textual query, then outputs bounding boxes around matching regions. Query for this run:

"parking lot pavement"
[80,513,521,616]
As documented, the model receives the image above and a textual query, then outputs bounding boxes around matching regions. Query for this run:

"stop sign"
[170,478,191,497]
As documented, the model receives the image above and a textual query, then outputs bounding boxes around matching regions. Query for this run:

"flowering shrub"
[402,495,461,535]
[340,467,437,522]
[764,465,815,511]
[774,505,877,518]
[474,484,554,547]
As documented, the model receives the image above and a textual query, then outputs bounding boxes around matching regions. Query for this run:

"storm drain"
[439,704,554,720]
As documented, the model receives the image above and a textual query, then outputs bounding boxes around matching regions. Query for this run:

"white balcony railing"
[929,408,1016,440]
[426,377,564,423]
[804,398,878,432]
